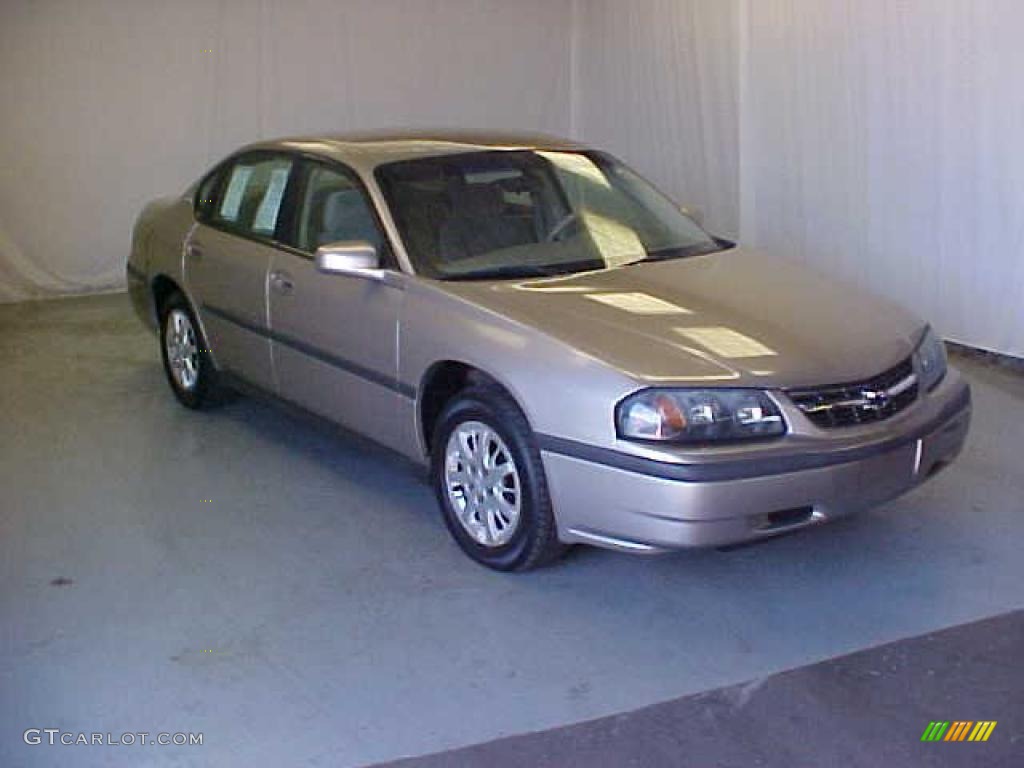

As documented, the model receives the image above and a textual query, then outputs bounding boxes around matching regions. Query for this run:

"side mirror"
[679,205,705,227]
[314,241,382,279]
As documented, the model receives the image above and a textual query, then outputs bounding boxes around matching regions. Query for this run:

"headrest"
[447,179,504,217]
[322,189,362,231]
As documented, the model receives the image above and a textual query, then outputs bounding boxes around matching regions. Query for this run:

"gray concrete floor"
[1,292,1022,767]
[376,610,1024,767]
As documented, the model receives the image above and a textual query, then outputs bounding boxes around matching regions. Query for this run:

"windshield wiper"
[632,240,733,265]
[443,259,608,281]
[443,265,561,281]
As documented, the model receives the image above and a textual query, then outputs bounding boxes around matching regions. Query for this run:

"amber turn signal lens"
[654,394,687,433]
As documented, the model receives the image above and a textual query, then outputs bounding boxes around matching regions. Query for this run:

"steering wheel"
[545,212,578,243]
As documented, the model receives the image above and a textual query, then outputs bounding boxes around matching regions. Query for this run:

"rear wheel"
[431,385,566,571]
[159,291,226,409]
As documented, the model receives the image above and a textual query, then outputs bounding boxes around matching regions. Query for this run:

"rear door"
[186,152,297,392]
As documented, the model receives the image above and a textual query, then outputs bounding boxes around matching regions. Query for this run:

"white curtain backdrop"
[739,0,1024,357]
[572,0,740,238]
[0,0,574,302]
[3,0,1021,356]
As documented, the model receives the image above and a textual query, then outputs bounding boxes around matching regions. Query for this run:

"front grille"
[787,357,918,429]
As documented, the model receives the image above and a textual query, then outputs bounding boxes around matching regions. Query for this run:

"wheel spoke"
[447,469,471,489]
[481,436,496,470]
[479,501,494,542]
[470,428,485,463]
[459,497,477,527]
[457,431,476,467]
[496,487,517,515]
[465,497,490,543]
[484,462,514,487]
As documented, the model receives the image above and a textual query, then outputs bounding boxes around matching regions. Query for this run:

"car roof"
[239,131,589,171]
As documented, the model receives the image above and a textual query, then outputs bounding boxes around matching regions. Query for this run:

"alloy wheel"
[444,420,522,547]
[164,308,200,391]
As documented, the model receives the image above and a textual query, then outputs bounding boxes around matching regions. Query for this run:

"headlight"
[914,326,947,392]
[616,389,786,443]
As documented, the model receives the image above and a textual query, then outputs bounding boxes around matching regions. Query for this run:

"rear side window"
[211,155,294,239]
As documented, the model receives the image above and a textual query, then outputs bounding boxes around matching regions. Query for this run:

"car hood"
[436,248,925,389]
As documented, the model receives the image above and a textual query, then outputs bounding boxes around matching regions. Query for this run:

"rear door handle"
[185,243,203,260]
[269,270,294,295]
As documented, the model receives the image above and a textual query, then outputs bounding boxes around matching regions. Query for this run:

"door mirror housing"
[314,241,382,278]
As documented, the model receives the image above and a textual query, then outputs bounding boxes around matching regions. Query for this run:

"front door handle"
[185,243,203,260]
[269,270,294,295]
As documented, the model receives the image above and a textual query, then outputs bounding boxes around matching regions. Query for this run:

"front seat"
[317,188,381,250]
[439,178,535,261]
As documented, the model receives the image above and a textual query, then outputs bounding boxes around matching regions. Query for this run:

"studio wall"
[2,0,1021,357]
[0,0,574,302]
[572,0,741,239]
[739,0,1024,356]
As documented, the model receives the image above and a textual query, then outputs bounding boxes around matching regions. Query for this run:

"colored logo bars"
[921,721,997,742]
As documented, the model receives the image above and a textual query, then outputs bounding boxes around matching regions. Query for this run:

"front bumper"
[541,370,972,553]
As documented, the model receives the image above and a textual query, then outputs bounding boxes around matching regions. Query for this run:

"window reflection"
[587,292,693,315]
[675,327,777,358]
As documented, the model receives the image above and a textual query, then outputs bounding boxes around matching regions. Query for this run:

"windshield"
[375,150,724,280]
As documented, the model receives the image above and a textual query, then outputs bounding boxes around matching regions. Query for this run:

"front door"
[267,159,407,451]
[186,152,296,392]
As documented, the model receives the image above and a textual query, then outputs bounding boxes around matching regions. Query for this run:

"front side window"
[295,162,384,254]
[376,150,722,280]
[212,155,294,239]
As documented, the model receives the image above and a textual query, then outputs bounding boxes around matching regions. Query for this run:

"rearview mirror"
[315,241,382,279]
[679,205,705,227]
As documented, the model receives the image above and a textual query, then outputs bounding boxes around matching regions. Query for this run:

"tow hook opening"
[754,506,815,532]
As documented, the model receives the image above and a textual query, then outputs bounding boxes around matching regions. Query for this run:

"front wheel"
[431,385,566,571]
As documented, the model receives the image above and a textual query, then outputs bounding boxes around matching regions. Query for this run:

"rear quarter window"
[194,168,223,222]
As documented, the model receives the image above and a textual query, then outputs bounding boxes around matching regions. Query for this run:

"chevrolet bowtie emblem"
[859,388,889,410]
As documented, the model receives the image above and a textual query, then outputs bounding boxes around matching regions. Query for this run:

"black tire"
[431,384,566,571]
[158,291,227,409]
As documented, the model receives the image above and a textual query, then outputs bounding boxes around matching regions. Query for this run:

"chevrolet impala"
[127,132,971,570]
